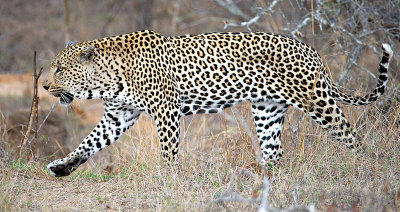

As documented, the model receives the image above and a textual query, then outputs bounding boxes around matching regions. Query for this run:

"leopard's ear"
[66,40,78,48]
[77,46,95,65]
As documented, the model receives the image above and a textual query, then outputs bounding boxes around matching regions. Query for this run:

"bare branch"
[215,173,316,212]
[220,0,281,31]
[214,0,250,20]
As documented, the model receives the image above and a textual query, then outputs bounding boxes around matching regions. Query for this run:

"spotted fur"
[43,30,393,177]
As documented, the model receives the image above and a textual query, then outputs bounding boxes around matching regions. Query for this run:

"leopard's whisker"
[48,88,62,93]
[61,91,73,98]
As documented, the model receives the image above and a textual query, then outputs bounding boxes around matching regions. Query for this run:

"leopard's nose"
[43,85,50,90]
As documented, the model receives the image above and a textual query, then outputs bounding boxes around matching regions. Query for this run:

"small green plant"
[10,158,28,170]
[70,169,116,182]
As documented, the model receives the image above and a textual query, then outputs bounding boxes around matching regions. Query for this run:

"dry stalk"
[297,64,321,158]
[0,111,9,164]
[221,107,262,164]
[19,51,43,160]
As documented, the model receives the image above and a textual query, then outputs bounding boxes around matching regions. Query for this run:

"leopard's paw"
[47,157,87,177]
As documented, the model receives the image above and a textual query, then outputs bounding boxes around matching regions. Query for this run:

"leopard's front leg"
[47,102,142,177]
[154,103,182,163]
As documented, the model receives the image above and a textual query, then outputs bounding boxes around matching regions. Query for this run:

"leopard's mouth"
[53,91,74,106]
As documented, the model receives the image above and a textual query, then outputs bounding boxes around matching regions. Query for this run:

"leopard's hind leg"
[300,82,362,150]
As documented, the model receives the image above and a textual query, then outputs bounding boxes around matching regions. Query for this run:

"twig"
[53,138,66,156]
[28,103,56,145]
[214,0,250,20]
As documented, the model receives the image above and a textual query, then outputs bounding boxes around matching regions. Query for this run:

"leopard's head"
[43,41,107,106]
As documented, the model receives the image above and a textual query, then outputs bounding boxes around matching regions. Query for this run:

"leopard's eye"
[54,67,61,75]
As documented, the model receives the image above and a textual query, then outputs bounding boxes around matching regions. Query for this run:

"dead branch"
[19,51,43,160]
[258,176,270,212]
[220,0,281,31]
[287,16,311,40]
[215,172,316,212]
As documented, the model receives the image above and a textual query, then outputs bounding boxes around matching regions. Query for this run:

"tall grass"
[1,95,399,210]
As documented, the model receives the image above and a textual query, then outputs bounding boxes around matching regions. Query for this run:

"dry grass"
[1,96,399,211]
[1,0,399,210]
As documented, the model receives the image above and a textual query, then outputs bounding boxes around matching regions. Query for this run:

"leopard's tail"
[328,43,393,106]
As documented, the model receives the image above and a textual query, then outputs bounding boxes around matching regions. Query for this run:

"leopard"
[43,30,393,177]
